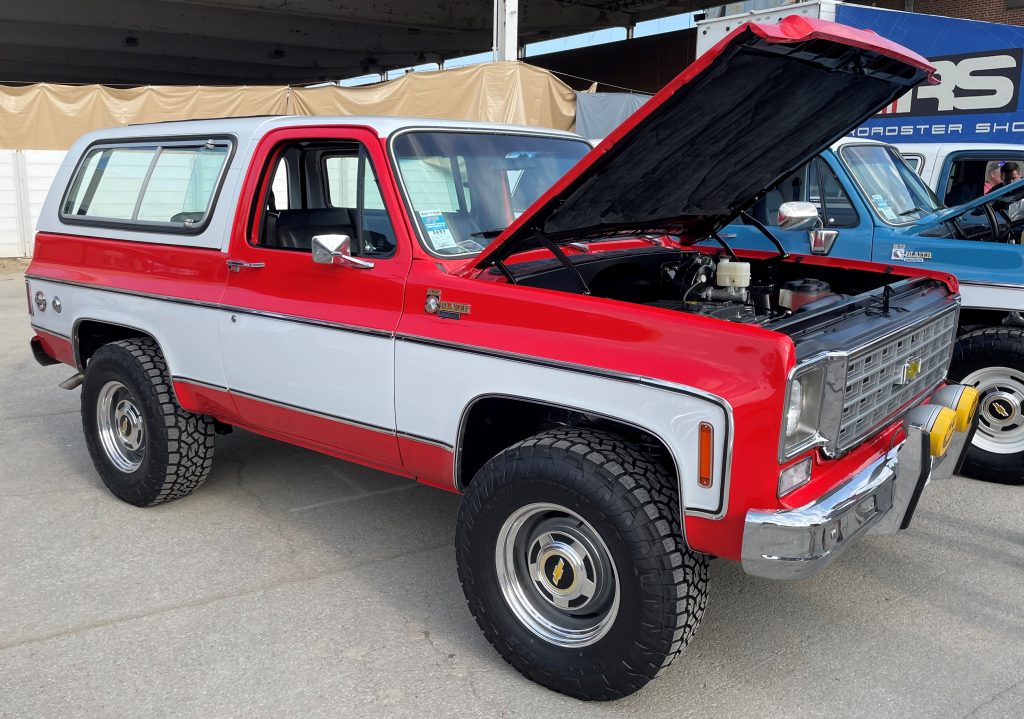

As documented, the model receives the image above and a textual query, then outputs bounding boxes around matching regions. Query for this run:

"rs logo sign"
[880,48,1022,117]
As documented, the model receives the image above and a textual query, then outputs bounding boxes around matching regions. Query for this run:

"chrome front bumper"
[741,400,978,581]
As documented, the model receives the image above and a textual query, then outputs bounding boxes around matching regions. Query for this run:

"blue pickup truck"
[724,137,1024,484]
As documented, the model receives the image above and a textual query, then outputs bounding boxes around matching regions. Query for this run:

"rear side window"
[61,139,232,231]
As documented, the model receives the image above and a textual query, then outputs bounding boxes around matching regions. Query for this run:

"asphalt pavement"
[2,265,1023,719]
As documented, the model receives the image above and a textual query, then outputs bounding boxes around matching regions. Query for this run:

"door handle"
[226,259,266,272]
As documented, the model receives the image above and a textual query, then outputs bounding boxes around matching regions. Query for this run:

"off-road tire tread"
[456,427,708,700]
[950,327,1024,484]
[83,337,216,505]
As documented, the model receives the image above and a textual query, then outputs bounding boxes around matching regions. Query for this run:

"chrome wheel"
[96,380,147,472]
[962,366,1024,455]
[495,502,619,648]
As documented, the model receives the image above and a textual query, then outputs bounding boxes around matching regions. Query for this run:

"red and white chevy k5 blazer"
[26,17,980,700]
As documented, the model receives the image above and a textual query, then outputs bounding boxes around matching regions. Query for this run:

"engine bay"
[501,245,929,333]
[493,244,958,358]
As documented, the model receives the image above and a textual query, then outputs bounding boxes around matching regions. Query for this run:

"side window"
[944,156,1024,206]
[747,158,856,228]
[747,164,806,227]
[902,154,924,174]
[809,158,858,228]
[324,155,386,211]
[136,146,229,223]
[64,147,155,220]
[269,158,291,211]
[253,141,396,257]
[322,153,396,256]
[62,141,230,229]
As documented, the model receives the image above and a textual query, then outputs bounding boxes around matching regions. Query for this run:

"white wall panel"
[395,340,731,515]
[0,149,67,257]
[0,151,22,257]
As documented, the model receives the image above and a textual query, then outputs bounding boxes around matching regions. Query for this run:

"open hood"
[474,15,934,269]
[928,177,1024,225]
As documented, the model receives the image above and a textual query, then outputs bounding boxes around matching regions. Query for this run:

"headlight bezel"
[778,360,828,462]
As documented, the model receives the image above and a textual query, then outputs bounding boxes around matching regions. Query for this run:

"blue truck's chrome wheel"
[963,366,1024,455]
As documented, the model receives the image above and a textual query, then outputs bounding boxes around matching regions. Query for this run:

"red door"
[218,127,412,474]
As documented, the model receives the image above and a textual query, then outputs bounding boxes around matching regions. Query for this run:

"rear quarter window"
[61,138,232,232]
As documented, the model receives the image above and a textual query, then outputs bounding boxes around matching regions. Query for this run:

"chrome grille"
[836,310,957,452]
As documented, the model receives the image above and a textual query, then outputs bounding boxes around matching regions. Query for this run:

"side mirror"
[311,234,374,269]
[777,201,821,231]
[808,228,839,255]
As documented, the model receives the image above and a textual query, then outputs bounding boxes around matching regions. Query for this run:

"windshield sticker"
[420,210,457,250]
[871,194,899,221]
[891,244,932,263]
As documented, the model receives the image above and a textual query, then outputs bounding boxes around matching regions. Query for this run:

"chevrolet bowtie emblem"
[551,558,565,587]
[993,402,1011,419]
[896,357,923,386]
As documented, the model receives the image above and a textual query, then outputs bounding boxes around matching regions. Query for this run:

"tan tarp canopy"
[0,62,577,150]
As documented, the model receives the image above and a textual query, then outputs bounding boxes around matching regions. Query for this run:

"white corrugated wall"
[0,150,66,257]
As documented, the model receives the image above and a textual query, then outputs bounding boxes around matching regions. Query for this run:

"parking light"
[779,456,812,497]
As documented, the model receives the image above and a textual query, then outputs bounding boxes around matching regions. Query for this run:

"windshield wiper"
[470,228,507,238]
[898,207,926,217]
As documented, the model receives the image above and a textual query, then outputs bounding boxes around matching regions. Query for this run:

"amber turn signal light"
[698,422,714,488]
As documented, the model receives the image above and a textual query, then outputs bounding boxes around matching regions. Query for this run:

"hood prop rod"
[740,211,789,260]
[492,258,518,284]
[534,231,591,295]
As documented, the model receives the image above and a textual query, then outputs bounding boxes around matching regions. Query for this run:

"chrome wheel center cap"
[114,400,144,450]
[982,391,1021,429]
[535,541,585,597]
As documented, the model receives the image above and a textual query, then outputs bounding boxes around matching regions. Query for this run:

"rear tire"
[456,428,708,700]
[82,338,216,506]
[949,327,1024,485]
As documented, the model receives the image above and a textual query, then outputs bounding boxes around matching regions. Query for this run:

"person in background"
[988,162,1021,193]
[983,161,1003,193]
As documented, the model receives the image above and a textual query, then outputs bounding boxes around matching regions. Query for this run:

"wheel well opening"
[457,396,679,494]
[75,320,155,368]
[959,309,1013,333]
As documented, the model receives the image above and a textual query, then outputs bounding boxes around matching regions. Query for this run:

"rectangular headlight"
[779,363,826,460]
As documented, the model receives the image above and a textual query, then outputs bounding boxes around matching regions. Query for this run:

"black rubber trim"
[899,430,933,531]
[228,387,396,436]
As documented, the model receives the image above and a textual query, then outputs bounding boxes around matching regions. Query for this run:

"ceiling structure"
[0,0,721,85]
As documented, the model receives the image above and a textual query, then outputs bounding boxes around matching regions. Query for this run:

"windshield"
[840,144,942,225]
[391,131,591,256]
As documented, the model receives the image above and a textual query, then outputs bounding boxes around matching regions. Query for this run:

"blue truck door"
[871,210,1024,311]
[724,152,874,260]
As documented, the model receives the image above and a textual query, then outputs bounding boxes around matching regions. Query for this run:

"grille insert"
[836,310,957,452]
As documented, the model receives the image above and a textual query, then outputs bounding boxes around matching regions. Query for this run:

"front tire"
[949,327,1024,485]
[82,338,216,506]
[456,429,708,700]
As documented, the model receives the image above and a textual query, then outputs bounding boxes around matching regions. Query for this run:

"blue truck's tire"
[455,428,708,700]
[949,327,1024,485]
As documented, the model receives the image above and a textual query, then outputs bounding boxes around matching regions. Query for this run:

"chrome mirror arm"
[311,234,375,269]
